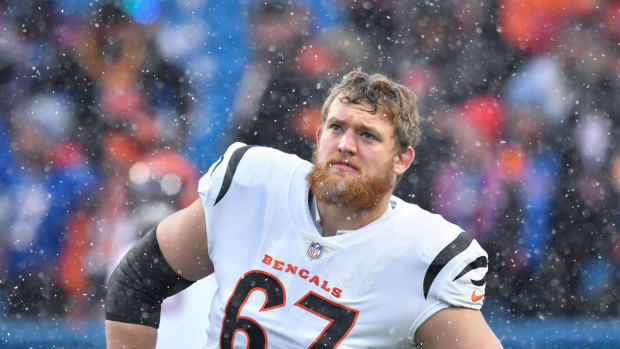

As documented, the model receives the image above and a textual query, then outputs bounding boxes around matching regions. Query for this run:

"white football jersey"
[197,143,488,348]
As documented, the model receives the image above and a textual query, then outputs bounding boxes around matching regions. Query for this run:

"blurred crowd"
[0,0,619,324]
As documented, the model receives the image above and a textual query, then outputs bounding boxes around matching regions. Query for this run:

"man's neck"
[316,194,391,237]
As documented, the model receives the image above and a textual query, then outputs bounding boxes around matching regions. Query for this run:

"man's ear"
[315,125,323,144]
[394,146,415,176]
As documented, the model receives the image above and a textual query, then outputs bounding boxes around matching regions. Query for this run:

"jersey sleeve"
[435,238,488,309]
[410,230,489,340]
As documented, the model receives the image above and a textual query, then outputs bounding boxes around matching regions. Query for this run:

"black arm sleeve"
[105,227,195,328]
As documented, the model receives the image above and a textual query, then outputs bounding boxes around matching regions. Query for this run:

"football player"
[105,70,503,348]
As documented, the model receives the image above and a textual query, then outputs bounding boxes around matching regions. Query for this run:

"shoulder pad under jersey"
[198,143,304,206]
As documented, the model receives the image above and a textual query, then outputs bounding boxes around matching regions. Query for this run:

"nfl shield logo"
[307,242,324,259]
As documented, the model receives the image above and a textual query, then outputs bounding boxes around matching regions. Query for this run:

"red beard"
[307,152,394,211]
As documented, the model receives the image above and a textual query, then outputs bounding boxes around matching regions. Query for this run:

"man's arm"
[415,307,503,348]
[105,198,213,349]
[156,198,213,281]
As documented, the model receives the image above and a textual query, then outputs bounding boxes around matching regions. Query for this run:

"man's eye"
[330,124,342,131]
[361,132,376,140]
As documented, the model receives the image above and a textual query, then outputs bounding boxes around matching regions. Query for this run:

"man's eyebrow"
[326,116,383,135]
[358,124,382,136]
[358,125,382,137]
[326,115,346,124]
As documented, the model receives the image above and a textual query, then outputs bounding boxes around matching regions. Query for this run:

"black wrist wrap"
[105,227,195,328]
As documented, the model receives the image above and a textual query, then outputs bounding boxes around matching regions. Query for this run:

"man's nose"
[337,130,357,154]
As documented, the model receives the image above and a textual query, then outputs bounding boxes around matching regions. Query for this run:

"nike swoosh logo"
[471,290,485,302]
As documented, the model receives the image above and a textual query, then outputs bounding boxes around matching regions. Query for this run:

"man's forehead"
[326,100,391,124]
[327,98,387,120]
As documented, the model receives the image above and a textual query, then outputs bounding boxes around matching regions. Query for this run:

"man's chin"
[308,157,392,211]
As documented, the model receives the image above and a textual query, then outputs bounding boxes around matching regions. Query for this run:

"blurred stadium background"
[0,0,619,347]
